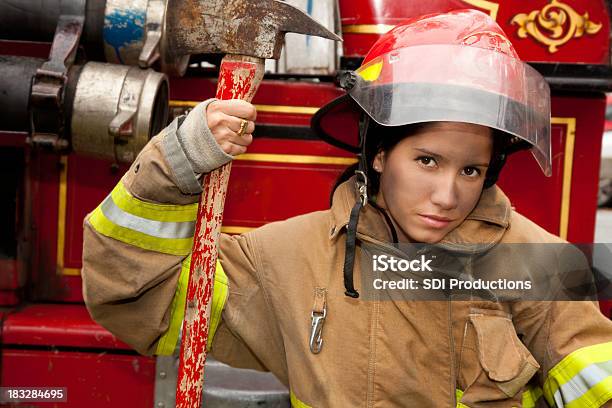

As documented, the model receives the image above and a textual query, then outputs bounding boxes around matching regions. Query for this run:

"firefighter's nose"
[430,175,459,210]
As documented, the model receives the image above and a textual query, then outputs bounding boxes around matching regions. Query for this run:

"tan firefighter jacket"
[81,114,612,408]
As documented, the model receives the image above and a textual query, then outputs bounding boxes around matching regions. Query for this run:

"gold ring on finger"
[237,119,248,137]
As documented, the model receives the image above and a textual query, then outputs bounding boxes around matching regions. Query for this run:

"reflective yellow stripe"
[544,342,612,407]
[548,342,612,385]
[456,389,470,408]
[89,181,198,255]
[522,385,543,408]
[357,58,383,82]
[290,391,312,408]
[156,255,192,355]
[111,181,198,222]
[89,205,195,255]
[565,377,612,408]
[155,258,229,355]
[208,260,229,352]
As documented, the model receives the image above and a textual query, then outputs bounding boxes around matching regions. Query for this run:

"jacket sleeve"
[512,299,612,407]
[82,113,201,356]
[82,102,280,370]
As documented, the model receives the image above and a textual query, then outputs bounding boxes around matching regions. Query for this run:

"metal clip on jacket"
[355,169,368,206]
[309,307,326,354]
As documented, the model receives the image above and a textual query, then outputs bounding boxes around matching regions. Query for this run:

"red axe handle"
[176,54,265,408]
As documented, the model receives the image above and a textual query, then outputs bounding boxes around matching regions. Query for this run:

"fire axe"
[163,0,341,406]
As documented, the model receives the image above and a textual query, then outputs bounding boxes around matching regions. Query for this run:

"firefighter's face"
[373,122,493,244]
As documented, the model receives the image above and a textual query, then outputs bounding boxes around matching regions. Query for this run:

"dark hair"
[330,121,426,205]
[329,120,515,205]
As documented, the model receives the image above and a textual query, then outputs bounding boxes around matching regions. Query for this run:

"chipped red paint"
[176,56,264,408]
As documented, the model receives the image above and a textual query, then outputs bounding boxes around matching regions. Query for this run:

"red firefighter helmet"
[312,9,552,177]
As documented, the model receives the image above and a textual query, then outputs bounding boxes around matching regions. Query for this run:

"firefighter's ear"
[373,151,385,173]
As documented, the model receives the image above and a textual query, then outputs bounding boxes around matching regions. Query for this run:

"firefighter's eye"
[461,167,481,177]
[416,156,437,168]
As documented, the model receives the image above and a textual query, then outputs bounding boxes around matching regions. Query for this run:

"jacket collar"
[329,176,511,248]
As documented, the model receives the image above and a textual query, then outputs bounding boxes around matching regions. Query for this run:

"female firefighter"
[81,9,612,407]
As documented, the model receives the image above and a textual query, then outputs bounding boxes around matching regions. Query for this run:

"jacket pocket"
[460,308,540,406]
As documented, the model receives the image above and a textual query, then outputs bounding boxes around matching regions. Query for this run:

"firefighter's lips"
[418,214,453,229]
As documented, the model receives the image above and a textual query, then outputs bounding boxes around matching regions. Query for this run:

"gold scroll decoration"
[511,0,602,53]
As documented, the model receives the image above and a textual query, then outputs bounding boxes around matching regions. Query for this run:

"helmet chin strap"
[342,114,369,298]
[342,114,400,298]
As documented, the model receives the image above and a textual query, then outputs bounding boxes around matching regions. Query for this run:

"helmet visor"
[349,44,552,176]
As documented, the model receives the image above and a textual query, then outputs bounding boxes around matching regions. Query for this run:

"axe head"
[165,0,341,60]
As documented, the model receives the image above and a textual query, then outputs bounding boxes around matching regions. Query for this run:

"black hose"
[0,56,44,132]
[0,0,106,58]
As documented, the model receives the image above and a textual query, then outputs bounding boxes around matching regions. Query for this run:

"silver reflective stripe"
[100,195,195,239]
[553,360,612,406]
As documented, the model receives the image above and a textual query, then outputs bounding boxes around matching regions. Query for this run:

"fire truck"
[0,0,610,406]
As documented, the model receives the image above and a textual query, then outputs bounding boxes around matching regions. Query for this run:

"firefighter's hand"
[206,99,257,156]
